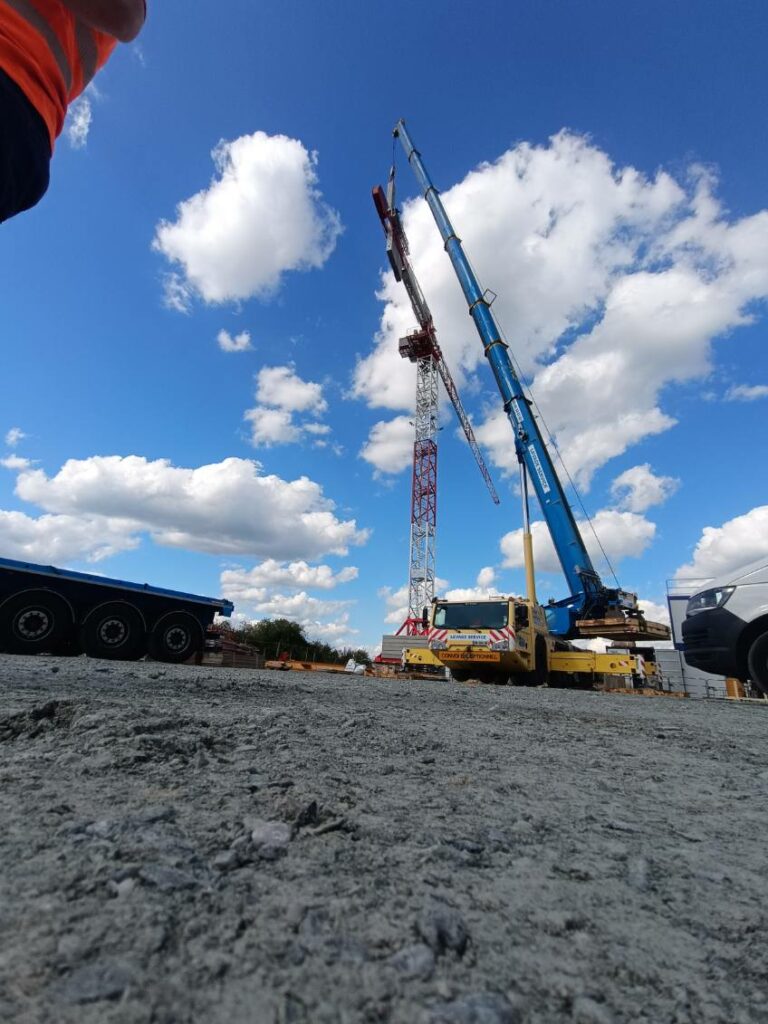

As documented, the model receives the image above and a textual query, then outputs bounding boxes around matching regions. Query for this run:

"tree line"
[220,618,372,666]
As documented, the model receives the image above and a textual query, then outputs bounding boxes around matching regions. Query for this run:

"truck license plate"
[436,650,500,663]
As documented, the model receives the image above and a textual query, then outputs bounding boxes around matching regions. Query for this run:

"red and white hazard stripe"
[488,626,516,643]
[428,627,448,643]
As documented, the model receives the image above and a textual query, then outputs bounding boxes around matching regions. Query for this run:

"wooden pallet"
[576,617,671,641]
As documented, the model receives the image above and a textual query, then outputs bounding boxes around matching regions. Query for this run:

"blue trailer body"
[0,556,233,662]
[0,557,234,614]
[393,120,640,638]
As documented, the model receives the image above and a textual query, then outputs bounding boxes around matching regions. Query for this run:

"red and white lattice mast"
[373,172,499,637]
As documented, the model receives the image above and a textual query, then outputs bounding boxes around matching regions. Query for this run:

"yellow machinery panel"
[549,650,636,676]
[403,647,445,670]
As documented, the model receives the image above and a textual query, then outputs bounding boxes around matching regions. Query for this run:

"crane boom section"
[394,120,602,625]
[373,183,500,506]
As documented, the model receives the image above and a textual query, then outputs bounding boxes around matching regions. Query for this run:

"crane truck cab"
[682,557,768,696]
[426,595,550,685]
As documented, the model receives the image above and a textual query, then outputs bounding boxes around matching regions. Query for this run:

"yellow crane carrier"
[404,597,640,687]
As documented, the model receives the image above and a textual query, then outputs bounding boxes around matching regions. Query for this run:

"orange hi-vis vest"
[0,0,116,150]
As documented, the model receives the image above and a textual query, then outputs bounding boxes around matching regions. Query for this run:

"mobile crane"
[392,120,668,683]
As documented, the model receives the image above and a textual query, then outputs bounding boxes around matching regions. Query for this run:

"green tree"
[229,618,368,666]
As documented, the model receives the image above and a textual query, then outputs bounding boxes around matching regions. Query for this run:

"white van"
[682,557,768,695]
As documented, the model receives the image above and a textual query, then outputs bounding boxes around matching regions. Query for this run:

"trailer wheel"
[149,612,202,664]
[81,602,146,661]
[747,631,768,697]
[0,590,73,654]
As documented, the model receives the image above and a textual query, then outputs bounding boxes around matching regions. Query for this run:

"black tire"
[80,602,146,661]
[515,637,548,686]
[0,590,73,655]
[450,668,470,683]
[747,632,768,697]
[532,636,548,686]
[149,612,202,664]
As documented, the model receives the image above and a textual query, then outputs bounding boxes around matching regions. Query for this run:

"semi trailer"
[0,556,233,663]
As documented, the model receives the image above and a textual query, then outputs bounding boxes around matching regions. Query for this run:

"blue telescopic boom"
[394,119,631,636]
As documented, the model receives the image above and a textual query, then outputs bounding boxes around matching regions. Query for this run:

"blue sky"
[1,0,766,650]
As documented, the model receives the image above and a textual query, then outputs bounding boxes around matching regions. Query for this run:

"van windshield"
[433,601,508,630]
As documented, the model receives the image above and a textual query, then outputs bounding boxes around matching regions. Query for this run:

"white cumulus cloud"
[360,416,413,475]
[1,456,31,471]
[610,464,679,513]
[245,407,301,446]
[500,510,656,575]
[256,365,327,414]
[153,132,342,309]
[358,133,768,488]
[0,510,138,564]
[675,505,768,581]
[725,384,768,402]
[476,566,496,589]
[5,427,26,448]
[65,94,92,149]
[218,329,252,353]
[12,455,368,561]
[221,559,358,601]
[245,365,329,447]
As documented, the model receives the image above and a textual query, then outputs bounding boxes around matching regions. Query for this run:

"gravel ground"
[1,655,766,1024]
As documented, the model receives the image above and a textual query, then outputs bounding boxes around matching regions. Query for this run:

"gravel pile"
[1,654,766,1023]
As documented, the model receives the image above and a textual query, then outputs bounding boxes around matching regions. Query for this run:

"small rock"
[85,819,115,839]
[51,666,60,674]
[307,817,346,837]
[30,701,59,722]
[58,959,135,1004]
[605,819,641,835]
[627,856,650,891]
[295,800,319,828]
[571,995,613,1024]
[213,849,240,872]
[107,877,136,898]
[201,951,230,978]
[137,806,177,825]
[138,864,198,891]
[389,943,436,980]
[417,905,469,958]
[422,992,522,1023]
[250,819,293,860]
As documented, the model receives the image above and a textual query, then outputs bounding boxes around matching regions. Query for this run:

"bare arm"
[58,0,146,43]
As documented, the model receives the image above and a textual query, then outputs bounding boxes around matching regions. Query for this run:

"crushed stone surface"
[1,654,766,1023]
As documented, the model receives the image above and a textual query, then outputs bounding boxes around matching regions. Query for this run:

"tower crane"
[372,171,500,637]
[392,119,669,643]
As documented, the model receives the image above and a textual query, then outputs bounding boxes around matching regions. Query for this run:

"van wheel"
[81,602,146,661]
[747,632,768,697]
[451,669,470,683]
[149,612,202,664]
[0,590,73,654]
